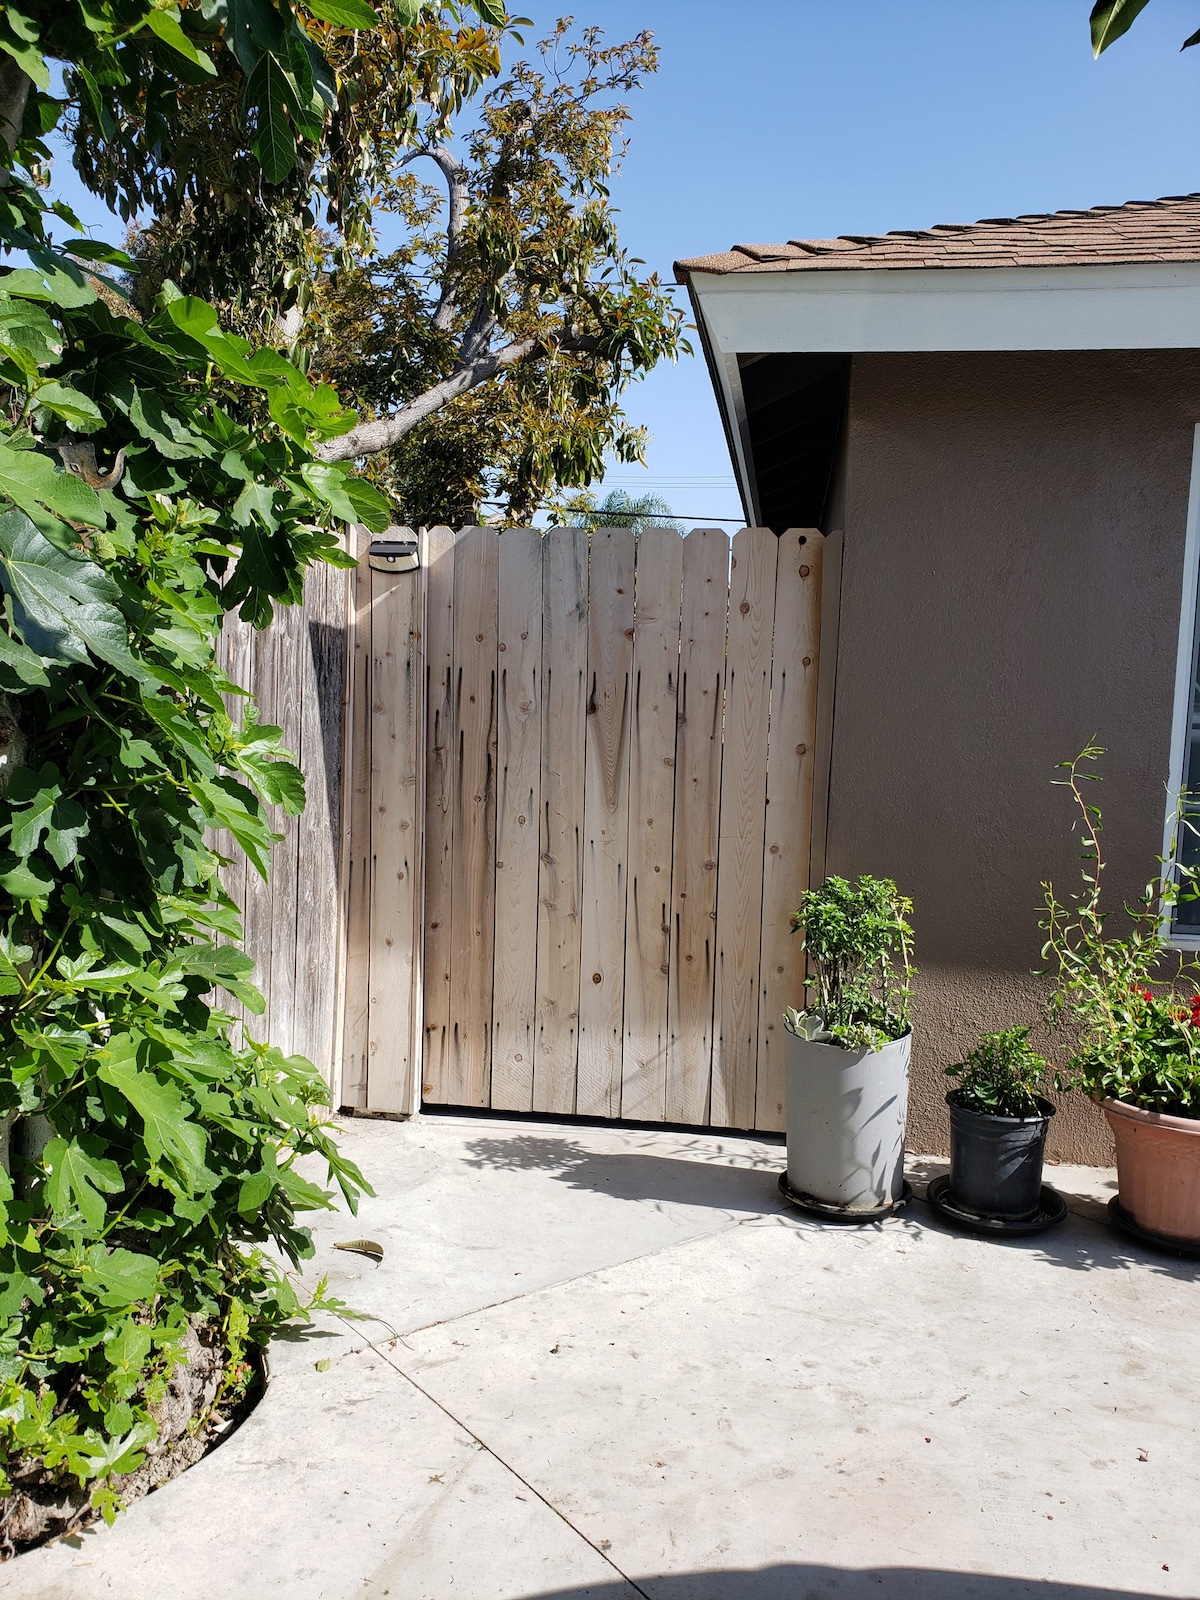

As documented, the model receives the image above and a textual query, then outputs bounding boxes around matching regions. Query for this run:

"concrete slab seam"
[345,1209,773,1344]
[361,1323,655,1600]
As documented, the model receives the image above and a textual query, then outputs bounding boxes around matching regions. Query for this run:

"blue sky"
[50,1,1200,525]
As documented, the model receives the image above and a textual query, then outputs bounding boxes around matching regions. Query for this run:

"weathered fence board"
[447,526,498,1106]
[620,529,684,1121]
[576,528,636,1117]
[711,526,779,1129]
[534,527,590,1114]
[215,550,349,1088]
[364,557,423,1113]
[666,529,730,1125]
[491,528,544,1111]
[419,526,457,1103]
[293,559,344,1080]
[755,531,824,1130]
[339,545,374,1107]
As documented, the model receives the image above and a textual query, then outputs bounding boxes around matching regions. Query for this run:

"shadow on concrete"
[461,1134,783,1215]
[462,1133,1198,1280]
[900,1189,1200,1284]
[521,1565,1176,1600]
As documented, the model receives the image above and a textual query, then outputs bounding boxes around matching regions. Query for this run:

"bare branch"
[315,330,601,463]
[457,290,497,364]
[403,144,470,335]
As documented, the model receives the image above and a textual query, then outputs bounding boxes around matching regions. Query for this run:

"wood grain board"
[576,528,635,1117]
[339,536,373,1107]
[711,527,779,1129]
[365,557,423,1114]
[446,526,499,1107]
[491,528,544,1111]
[212,557,349,1095]
[620,529,683,1121]
[419,527,457,1103]
[534,526,589,1114]
[666,528,730,1125]
[755,530,823,1130]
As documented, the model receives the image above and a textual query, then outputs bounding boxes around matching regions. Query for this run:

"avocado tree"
[124,13,687,526]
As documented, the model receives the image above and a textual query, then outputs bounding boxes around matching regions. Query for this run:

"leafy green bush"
[944,1027,1048,1118]
[0,13,392,1527]
[1041,743,1200,1118]
[783,874,914,1051]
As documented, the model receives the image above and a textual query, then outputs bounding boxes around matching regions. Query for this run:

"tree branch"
[315,329,601,463]
[403,145,470,335]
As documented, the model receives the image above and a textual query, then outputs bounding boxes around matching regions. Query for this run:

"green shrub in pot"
[782,873,914,1051]
[943,1028,1055,1220]
[780,875,915,1219]
[945,1027,1047,1118]
[1041,743,1200,1243]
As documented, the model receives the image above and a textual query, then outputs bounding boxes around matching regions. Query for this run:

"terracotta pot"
[1103,1098,1200,1243]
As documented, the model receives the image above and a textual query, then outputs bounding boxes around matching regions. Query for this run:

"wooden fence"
[214,557,347,1080]
[220,523,826,1134]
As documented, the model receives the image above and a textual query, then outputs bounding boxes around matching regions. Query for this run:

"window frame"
[1163,423,1200,949]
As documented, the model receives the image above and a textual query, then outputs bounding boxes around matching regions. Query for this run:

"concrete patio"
[2,1113,1196,1600]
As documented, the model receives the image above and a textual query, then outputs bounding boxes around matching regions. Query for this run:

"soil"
[0,1321,264,1560]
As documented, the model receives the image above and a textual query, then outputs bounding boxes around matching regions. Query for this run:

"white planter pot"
[783,1029,911,1217]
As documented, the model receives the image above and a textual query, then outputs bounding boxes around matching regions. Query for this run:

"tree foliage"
[561,487,682,533]
[63,0,508,341]
[0,0,389,1536]
[128,15,687,525]
[1089,0,1200,56]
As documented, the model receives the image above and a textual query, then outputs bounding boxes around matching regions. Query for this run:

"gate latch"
[367,535,419,573]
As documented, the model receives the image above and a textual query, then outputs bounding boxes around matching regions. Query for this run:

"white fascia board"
[691,262,1200,354]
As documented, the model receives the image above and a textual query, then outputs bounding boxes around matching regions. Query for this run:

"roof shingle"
[673,194,1200,279]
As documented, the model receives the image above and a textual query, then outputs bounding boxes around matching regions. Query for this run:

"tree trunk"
[0,56,29,170]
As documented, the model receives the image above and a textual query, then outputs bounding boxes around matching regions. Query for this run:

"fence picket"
[534,526,589,1113]
[666,529,731,1124]
[293,560,344,1081]
[339,536,373,1107]
[419,527,457,1102]
[756,530,824,1130]
[712,527,779,1128]
[266,595,304,1058]
[240,622,276,1045]
[365,556,423,1113]
[577,528,636,1116]
[620,529,683,1120]
[447,526,498,1106]
[492,528,544,1111]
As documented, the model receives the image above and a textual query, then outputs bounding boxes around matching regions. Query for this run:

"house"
[676,196,1200,1163]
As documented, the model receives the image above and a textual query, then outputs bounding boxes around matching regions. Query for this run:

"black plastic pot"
[946,1093,1056,1221]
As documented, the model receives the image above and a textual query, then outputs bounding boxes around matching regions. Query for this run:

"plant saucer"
[924,1174,1067,1237]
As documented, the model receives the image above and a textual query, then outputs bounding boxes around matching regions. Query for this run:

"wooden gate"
[339,523,824,1133]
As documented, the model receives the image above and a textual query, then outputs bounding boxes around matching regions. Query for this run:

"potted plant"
[1042,743,1200,1251]
[930,1027,1064,1233]
[781,874,914,1220]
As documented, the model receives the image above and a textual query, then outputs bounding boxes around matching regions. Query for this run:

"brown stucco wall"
[829,349,1200,1164]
